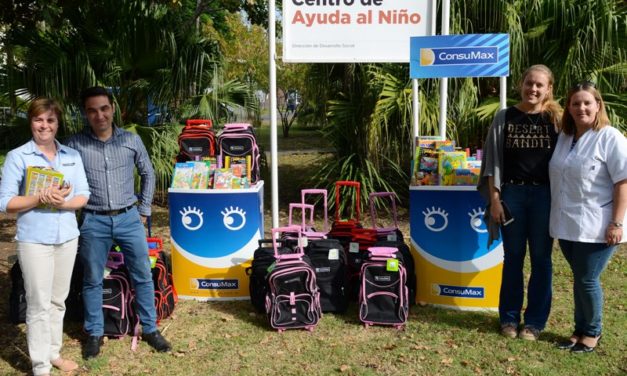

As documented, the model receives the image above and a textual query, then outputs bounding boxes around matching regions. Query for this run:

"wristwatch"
[609,221,623,228]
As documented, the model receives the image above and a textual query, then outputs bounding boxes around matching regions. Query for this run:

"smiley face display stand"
[168,181,264,300]
[410,185,503,310]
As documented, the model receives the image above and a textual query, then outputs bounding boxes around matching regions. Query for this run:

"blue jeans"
[499,183,553,330]
[79,207,157,336]
[559,240,616,337]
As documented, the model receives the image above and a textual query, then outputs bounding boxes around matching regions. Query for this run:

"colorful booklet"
[439,151,467,185]
[24,166,64,209]
[25,166,64,196]
[171,162,194,189]
[416,150,440,185]
[225,155,252,181]
[213,168,233,189]
[191,161,210,189]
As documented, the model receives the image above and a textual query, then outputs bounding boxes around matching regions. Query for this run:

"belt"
[506,178,546,186]
[83,204,135,216]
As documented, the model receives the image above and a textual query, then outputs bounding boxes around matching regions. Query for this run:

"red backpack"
[148,238,178,323]
[177,119,216,162]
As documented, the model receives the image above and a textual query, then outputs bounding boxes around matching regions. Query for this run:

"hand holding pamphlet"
[24,166,65,209]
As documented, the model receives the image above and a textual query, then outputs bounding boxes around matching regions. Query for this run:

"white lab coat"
[549,126,627,243]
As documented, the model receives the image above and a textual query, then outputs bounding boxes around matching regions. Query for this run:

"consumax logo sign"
[410,34,510,78]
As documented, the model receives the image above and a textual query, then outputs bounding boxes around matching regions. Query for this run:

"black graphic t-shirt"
[503,106,558,183]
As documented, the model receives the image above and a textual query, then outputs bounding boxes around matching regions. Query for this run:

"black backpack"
[265,227,322,331]
[151,251,177,322]
[9,256,85,324]
[65,254,84,322]
[247,239,292,313]
[8,262,26,324]
[358,247,409,328]
[217,123,261,183]
[102,266,139,338]
[305,238,348,313]
[177,119,216,162]
[375,235,416,306]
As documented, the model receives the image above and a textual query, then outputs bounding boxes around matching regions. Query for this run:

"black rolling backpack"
[177,119,216,162]
[358,246,409,329]
[305,238,348,313]
[247,238,294,313]
[295,189,349,313]
[9,255,84,324]
[217,123,261,183]
[8,261,26,324]
[369,192,417,305]
[265,226,322,332]
[101,252,139,341]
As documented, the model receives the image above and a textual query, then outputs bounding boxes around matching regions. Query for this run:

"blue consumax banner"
[410,34,510,79]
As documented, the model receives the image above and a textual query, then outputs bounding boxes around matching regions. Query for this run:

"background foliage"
[1,0,625,203]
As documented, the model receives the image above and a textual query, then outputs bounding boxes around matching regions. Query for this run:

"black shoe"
[571,335,601,354]
[571,342,595,353]
[557,331,583,350]
[142,330,171,352]
[556,340,577,350]
[83,335,104,359]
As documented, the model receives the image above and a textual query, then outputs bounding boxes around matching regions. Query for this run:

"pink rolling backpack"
[358,246,409,329]
[265,226,322,332]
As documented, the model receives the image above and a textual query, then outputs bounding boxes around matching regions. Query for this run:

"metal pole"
[269,0,279,228]
[412,79,420,156]
[439,0,450,140]
[500,76,507,110]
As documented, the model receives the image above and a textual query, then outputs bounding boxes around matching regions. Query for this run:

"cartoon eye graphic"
[422,206,449,232]
[468,208,488,233]
[221,206,247,231]
[180,206,204,231]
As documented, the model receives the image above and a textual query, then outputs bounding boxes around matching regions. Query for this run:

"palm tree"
[1,1,264,200]
[307,0,626,205]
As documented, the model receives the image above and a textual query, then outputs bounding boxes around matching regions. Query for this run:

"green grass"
[0,205,625,376]
[1,128,625,375]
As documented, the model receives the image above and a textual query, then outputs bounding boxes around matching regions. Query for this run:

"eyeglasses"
[572,80,596,90]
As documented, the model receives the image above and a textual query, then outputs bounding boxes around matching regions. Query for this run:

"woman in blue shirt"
[0,98,90,376]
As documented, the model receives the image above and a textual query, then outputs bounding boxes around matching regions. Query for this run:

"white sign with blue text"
[410,34,510,79]
[283,0,432,63]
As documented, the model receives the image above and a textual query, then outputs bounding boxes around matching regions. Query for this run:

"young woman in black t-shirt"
[478,64,561,340]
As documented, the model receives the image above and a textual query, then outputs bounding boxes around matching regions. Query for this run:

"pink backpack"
[265,226,322,332]
[358,246,408,329]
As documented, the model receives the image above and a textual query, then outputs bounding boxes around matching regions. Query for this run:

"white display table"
[410,185,503,310]
[168,181,264,300]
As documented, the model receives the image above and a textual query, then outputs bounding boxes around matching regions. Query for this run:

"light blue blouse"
[0,139,90,244]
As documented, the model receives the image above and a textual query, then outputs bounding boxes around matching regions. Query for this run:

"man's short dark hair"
[80,86,113,108]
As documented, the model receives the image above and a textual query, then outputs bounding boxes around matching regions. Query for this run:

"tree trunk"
[6,44,17,115]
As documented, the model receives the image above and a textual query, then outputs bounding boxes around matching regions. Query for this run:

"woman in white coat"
[549,82,627,353]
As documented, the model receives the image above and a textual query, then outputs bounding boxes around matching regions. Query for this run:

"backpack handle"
[368,246,398,258]
[106,251,125,270]
[186,119,212,128]
[258,238,278,248]
[301,189,328,233]
[288,203,315,230]
[272,226,304,260]
[369,192,398,233]
[223,123,251,130]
